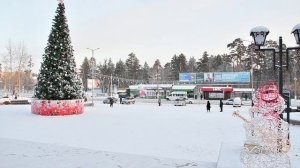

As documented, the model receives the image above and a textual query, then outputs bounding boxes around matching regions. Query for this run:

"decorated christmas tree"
[34,0,83,100]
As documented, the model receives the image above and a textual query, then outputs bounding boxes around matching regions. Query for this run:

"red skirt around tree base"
[31,99,84,116]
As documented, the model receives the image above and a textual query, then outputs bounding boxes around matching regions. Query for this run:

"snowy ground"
[0,100,299,168]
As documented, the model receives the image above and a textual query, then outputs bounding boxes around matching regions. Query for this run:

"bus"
[166,91,188,101]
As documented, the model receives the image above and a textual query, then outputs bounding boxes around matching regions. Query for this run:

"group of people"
[206,100,223,112]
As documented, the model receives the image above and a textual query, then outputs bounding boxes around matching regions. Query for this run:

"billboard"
[87,79,101,89]
[179,72,250,83]
[214,72,250,83]
[204,73,214,83]
[196,73,204,82]
[179,73,196,82]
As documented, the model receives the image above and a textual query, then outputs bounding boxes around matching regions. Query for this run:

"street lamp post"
[240,39,255,105]
[250,24,300,123]
[250,55,254,106]
[155,74,159,98]
[154,69,161,104]
[110,74,113,97]
[294,77,297,99]
[87,48,100,106]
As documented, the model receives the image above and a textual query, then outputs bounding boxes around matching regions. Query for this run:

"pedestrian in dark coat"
[158,97,161,106]
[206,101,211,112]
[110,98,114,107]
[219,100,223,112]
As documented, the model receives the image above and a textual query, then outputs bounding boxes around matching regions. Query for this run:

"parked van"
[233,97,242,107]
[166,91,188,101]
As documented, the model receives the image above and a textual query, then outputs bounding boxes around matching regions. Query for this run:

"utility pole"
[87,48,100,106]
[111,74,113,97]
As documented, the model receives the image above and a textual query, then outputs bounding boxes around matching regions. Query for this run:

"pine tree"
[163,62,173,81]
[126,52,140,79]
[100,59,109,75]
[107,58,115,75]
[197,51,209,72]
[114,59,126,78]
[177,53,187,72]
[141,62,150,83]
[187,56,197,72]
[80,57,90,92]
[34,1,83,100]
[170,54,179,80]
[227,38,246,70]
[211,55,223,71]
[152,59,162,71]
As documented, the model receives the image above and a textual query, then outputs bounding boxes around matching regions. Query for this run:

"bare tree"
[1,41,31,94]
[16,42,31,92]
[1,40,14,92]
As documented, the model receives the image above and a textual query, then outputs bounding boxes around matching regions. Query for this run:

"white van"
[166,91,188,101]
[233,97,242,107]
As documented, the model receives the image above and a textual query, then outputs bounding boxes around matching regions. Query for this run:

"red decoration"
[31,99,84,116]
[250,82,285,115]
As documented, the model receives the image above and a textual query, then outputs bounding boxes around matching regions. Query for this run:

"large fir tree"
[34,1,83,100]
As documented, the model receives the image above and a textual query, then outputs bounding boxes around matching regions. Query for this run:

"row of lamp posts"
[250,23,300,123]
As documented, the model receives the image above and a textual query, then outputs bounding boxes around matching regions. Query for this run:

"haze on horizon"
[0,0,300,73]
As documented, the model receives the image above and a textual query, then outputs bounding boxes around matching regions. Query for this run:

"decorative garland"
[233,82,290,168]
[31,99,84,116]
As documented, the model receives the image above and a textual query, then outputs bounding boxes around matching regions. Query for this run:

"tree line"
[1,38,299,95]
[79,38,300,94]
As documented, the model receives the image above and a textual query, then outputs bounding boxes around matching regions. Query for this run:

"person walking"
[110,98,114,107]
[206,101,211,112]
[120,97,122,104]
[219,100,223,112]
[158,97,161,106]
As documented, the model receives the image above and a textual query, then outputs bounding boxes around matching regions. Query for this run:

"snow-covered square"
[0,101,299,168]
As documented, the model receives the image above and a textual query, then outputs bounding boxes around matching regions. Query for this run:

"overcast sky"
[1,0,300,73]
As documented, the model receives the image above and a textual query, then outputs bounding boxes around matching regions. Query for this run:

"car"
[224,99,234,105]
[185,98,195,104]
[174,98,186,106]
[233,97,242,107]
[121,97,135,104]
[103,97,118,104]
[0,96,11,105]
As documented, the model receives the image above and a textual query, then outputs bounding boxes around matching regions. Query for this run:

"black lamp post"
[250,24,300,123]
[292,24,300,45]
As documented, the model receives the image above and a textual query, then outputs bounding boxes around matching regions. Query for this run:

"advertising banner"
[204,73,214,83]
[87,79,101,89]
[214,72,250,83]
[179,73,196,82]
[196,72,204,82]
[179,71,250,83]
